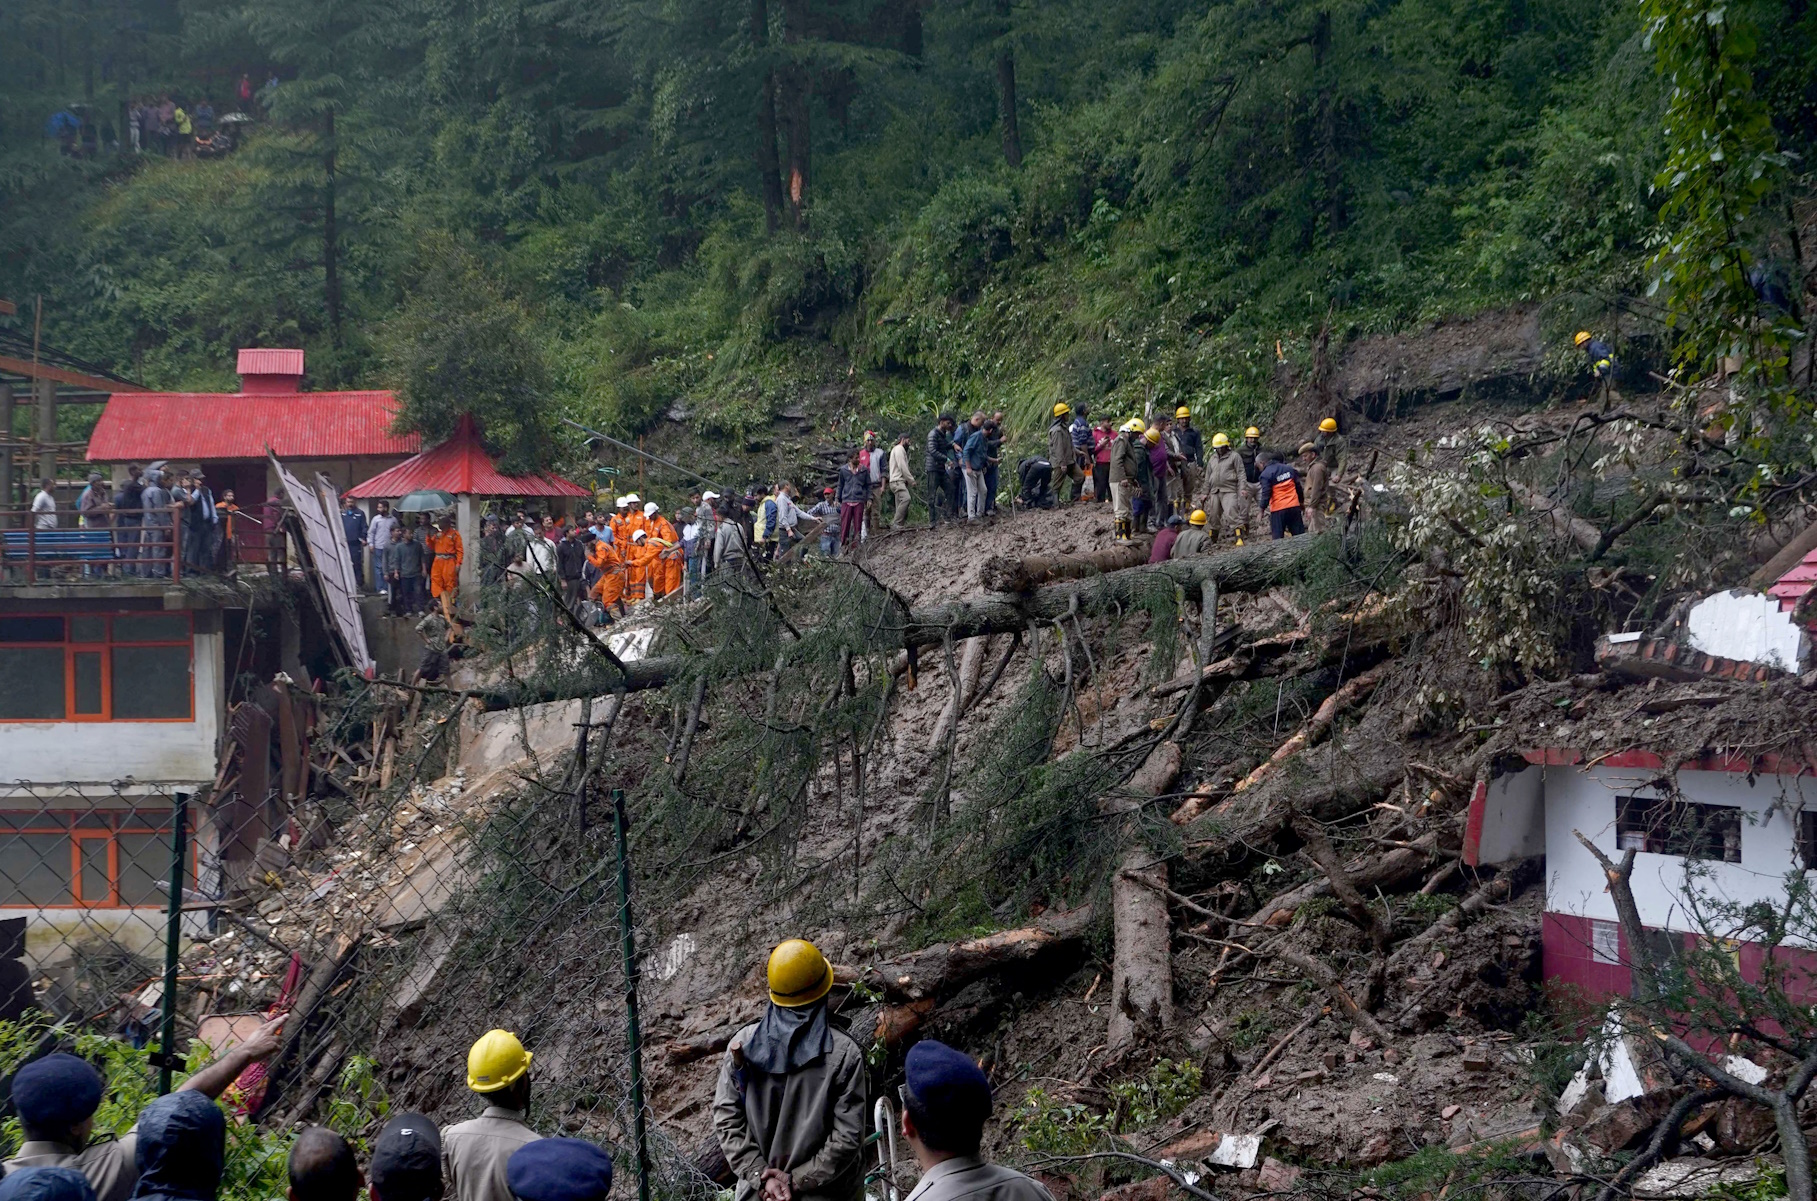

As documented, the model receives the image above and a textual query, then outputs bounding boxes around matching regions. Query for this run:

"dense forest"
[1,0,1813,469]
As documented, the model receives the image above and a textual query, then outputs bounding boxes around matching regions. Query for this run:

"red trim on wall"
[1522,747,1816,776]
[1463,778,1488,867]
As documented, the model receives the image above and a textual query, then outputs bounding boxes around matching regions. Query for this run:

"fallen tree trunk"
[855,905,1095,1004]
[1174,756,1407,886]
[1249,816,1462,927]
[979,541,1152,593]
[1230,661,1393,796]
[1508,481,1599,553]
[928,635,991,751]
[481,537,1330,710]
[1107,741,1181,1053]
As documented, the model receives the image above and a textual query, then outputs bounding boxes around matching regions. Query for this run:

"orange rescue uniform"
[589,539,625,606]
[623,539,657,601]
[647,516,680,596]
[428,529,463,597]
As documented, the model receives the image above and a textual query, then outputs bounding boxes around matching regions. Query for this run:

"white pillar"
[457,493,478,591]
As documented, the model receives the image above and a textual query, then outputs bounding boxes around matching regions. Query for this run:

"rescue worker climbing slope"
[713,939,866,1201]
[442,1030,542,1201]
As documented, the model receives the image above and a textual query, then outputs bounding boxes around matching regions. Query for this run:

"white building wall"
[1477,766,1545,863]
[0,626,223,788]
[1544,765,1815,934]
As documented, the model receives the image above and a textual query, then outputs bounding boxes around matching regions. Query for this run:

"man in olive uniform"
[1046,404,1083,505]
[1200,434,1244,544]
[1106,422,1148,543]
[1171,510,1212,558]
[442,1030,541,1201]
[1236,426,1263,541]
[1298,443,1330,534]
[1312,417,1347,477]
[713,939,866,1201]
[898,1041,1053,1201]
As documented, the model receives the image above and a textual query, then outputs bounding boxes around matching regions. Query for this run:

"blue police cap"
[0,1167,98,1201]
[11,1054,104,1130]
[506,1138,614,1201]
[904,1040,992,1119]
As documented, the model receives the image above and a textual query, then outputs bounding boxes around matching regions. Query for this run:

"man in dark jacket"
[924,415,958,526]
[1254,450,1306,540]
[112,466,145,576]
[126,1090,226,1201]
[555,525,590,607]
[836,453,870,552]
[340,500,369,591]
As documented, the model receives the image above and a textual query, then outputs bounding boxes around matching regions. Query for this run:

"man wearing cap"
[505,1139,612,1201]
[444,1031,541,1201]
[370,1114,444,1201]
[713,939,866,1201]
[897,1041,1052,1201]
[5,1018,283,1201]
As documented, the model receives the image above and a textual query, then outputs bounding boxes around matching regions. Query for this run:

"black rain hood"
[742,999,830,1075]
[129,1091,225,1201]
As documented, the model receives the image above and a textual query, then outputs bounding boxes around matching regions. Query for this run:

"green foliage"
[1007,1087,1112,1156]
[1109,1059,1200,1129]
[1712,1161,1789,1201]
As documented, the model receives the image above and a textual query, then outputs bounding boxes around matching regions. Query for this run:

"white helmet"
[614,496,628,509]
[625,493,641,505]
[632,529,647,542]
[644,501,659,517]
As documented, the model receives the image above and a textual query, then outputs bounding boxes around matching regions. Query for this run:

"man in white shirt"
[367,501,401,608]
[887,434,917,531]
[31,479,57,530]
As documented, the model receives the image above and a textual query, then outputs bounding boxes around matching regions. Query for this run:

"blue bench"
[1,528,123,563]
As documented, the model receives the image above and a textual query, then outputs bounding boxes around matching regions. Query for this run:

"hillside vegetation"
[1,0,1813,466]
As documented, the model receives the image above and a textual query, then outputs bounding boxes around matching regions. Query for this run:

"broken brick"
[1461,1050,1493,1072]
[1383,1047,1401,1065]
[1322,1050,1341,1071]
[1579,1101,1653,1153]
[1441,1105,1461,1120]
[1157,1130,1223,1161]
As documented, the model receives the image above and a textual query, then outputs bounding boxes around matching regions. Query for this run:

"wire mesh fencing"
[0,759,713,1201]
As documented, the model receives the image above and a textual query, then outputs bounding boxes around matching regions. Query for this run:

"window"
[1591,920,1621,965]
[0,810,193,908]
[1800,810,1817,872]
[0,614,192,721]
[1615,796,1742,863]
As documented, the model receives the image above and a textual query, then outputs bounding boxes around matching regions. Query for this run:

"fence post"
[612,787,651,1201]
[156,789,190,1094]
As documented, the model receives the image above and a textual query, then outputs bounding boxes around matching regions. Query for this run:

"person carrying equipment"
[1201,433,1243,544]
[505,1140,613,1201]
[5,1021,283,1201]
[896,1042,1054,1201]
[1575,331,1618,406]
[429,515,464,627]
[1172,509,1211,557]
[443,1031,541,1201]
[1046,405,1083,504]
[713,939,866,1201]
[1254,450,1306,539]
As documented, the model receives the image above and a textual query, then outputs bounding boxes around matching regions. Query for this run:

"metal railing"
[0,509,288,585]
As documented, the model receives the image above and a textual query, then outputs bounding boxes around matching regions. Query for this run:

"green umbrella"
[395,489,456,512]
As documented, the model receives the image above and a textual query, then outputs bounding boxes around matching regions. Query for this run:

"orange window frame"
[0,811,197,909]
[0,613,194,723]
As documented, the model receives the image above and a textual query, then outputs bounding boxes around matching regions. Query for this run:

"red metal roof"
[237,348,305,377]
[345,413,590,499]
[86,392,420,462]
[1769,546,1817,615]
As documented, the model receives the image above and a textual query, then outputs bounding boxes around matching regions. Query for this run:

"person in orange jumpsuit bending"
[589,531,626,620]
[643,502,680,597]
[428,514,464,626]
[623,528,655,604]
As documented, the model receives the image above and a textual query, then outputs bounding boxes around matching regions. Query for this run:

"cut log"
[1248,817,1461,927]
[1175,755,1407,886]
[854,906,1094,1004]
[478,537,1329,710]
[1105,741,1182,1053]
[929,635,991,751]
[1229,662,1393,796]
[979,541,1152,593]
[1507,481,1599,553]
[664,1026,739,1065]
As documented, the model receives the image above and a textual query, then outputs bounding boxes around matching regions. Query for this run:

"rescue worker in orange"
[428,514,464,626]
[589,532,626,620]
[623,494,648,544]
[643,502,681,597]
[623,528,655,603]
[610,497,632,545]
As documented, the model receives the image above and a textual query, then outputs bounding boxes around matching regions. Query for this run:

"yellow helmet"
[1175,406,1191,419]
[1574,330,1592,347]
[1319,417,1338,433]
[767,938,834,1008]
[1189,510,1208,526]
[1244,426,1261,438]
[1210,432,1230,449]
[1144,428,1162,444]
[467,1029,532,1093]
[1053,402,1071,418]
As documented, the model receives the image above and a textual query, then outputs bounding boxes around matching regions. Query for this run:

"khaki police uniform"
[904,1157,1055,1201]
[6,1135,139,1201]
[442,1106,542,1201]
[711,1022,867,1201]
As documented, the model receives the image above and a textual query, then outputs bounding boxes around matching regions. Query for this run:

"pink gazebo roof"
[345,413,590,500]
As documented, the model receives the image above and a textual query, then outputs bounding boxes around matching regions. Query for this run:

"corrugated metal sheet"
[87,393,419,462]
[237,348,305,377]
[271,454,376,678]
[345,413,590,499]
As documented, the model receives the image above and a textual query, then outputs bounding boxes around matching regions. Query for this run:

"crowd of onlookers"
[18,465,265,578]
[47,75,268,159]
